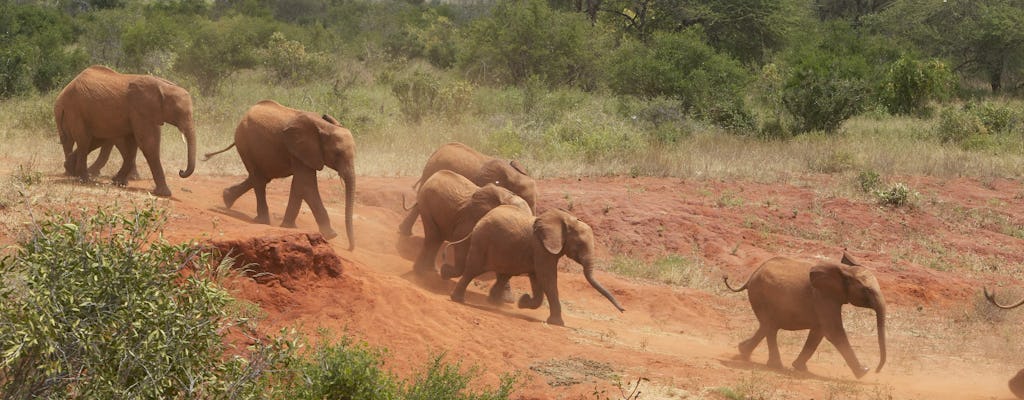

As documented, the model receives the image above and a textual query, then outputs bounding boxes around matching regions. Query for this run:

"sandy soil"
[7,171,1024,400]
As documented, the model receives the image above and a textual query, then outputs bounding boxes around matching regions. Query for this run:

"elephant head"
[126,78,197,179]
[983,287,1024,310]
[809,255,887,374]
[283,113,356,250]
[533,209,625,313]
[479,159,537,214]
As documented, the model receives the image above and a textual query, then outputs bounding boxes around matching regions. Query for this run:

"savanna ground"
[3,79,1024,398]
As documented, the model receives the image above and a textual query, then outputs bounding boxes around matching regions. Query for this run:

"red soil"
[18,173,1024,399]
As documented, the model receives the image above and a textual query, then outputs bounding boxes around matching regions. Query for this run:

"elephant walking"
[54,65,196,197]
[449,206,625,326]
[204,100,356,250]
[399,142,537,236]
[724,254,887,378]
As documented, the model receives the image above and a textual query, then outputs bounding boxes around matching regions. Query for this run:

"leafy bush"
[0,207,240,398]
[281,335,399,400]
[0,3,88,97]
[175,15,275,94]
[607,29,753,131]
[390,64,474,123]
[935,106,988,144]
[384,9,459,68]
[879,54,954,115]
[458,0,604,88]
[258,32,336,84]
[856,170,882,193]
[966,100,1023,134]
[875,182,917,207]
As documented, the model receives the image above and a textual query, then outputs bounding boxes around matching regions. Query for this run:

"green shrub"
[0,207,240,398]
[390,64,474,123]
[281,335,399,400]
[0,3,88,97]
[402,354,516,400]
[175,15,275,94]
[458,0,604,88]
[935,106,988,144]
[879,55,954,115]
[856,170,882,193]
[966,100,1023,134]
[875,182,917,207]
[259,32,336,84]
[384,9,459,68]
[607,29,753,131]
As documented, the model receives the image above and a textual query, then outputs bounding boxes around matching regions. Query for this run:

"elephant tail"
[984,287,1024,309]
[401,193,416,211]
[723,274,750,292]
[439,233,472,266]
[202,142,236,161]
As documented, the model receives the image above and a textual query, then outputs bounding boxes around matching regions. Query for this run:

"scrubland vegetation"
[4,0,1024,397]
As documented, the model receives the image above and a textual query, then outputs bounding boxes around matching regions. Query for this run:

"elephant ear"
[534,211,565,255]
[478,159,507,186]
[284,114,326,171]
[810,263,849,304]
[509,160,529,176]
[321,114,341,126]
[127,78,165,126]
[840,250,860,266]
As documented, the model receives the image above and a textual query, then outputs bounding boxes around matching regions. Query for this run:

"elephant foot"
[450,293,466,303]
[127,170,141,181]
[254,215,271,225]
[545,315,565,326]
[222,189,237,209]
[112,176,128,187]
[517,294,542,309]
[319,227,338,240]
[439,264,460,279]
[151,186,172,197]
[766,359,784,370]
[851,366,869,379]
[791,360,808,372]
[280,221,298,229]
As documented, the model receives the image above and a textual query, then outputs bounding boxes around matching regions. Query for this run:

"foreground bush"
[0,206,517,399]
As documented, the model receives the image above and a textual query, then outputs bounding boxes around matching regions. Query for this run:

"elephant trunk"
[340,166,356,251]
[874,298,887,373]
[178,120,197,178]
[582,260,625,312]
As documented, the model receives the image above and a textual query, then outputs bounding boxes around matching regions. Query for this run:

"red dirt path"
[17,173,1024,399]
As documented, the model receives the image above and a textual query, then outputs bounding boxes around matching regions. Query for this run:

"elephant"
[54,65,196,197]
[982,287,1024,398]
[448,206,625,326]
[723,253,887,379]
[59,137,141,180]
[983,287,1024,309]
[399,142,537,236]
[203,100,356,250]
[409,169,531,276]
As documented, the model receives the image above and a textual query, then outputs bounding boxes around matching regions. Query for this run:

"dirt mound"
[210,232,348,290]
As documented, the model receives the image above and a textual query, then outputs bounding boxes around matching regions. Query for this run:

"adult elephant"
[399,142,537,236]
[448,206,625,326]
[204,100,356,250]
[982,287,1024,398]
[723,253,886,379]
[410,169,530,276]
[54,65,196,197]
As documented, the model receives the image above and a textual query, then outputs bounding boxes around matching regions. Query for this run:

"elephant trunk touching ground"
[579,256,626,312]
[178,118,197,178]
[340,163,356,251]
[984,288,1024,309]
[874,299,887,373]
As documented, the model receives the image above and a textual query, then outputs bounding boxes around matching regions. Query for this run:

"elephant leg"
[71,136,92,181]
[536,266,563,326]
[487,274,512,305]
[738,325,769,361]
[823,328,868,378]
[517,273,544,309]
[281,176,304,229]
[223,176,255,209]
[413,238,442,276]
[292,171,337,239]
[398,205,419,236]
[111,138,138,187]
[440,238,468,279]
[450,244,486,303]
[88,142,113,176]
[253,178,271,225]
[135,130,170,197]
[765,329,783,369]
[792,329,824,372]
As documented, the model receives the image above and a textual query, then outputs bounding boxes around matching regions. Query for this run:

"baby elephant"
[724,253,886,378]
[449,206,625,326]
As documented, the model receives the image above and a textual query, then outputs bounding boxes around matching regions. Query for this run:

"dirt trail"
[22,173,1024,399]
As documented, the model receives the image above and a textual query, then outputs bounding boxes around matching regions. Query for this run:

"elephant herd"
[52,66,1024,395]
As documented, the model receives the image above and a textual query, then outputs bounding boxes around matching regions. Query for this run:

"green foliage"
[0,207,238,398]
[879,54,954,115]
[935,106,990,144]
[607,254,709,287]
[966,100,1024,134]
[874,182,917,207]
[390,63,474,123]
[0,3,88,98]
[458,0,604,88]
[607,29,753,131]
[856,170,882,193]
[258,32,336,84]
[402,354,517,400]
[385,8,459,68]
[281,335,399,400]
[174,15,275,94]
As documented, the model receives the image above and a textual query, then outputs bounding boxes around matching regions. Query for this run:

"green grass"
[606,254,712,288]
